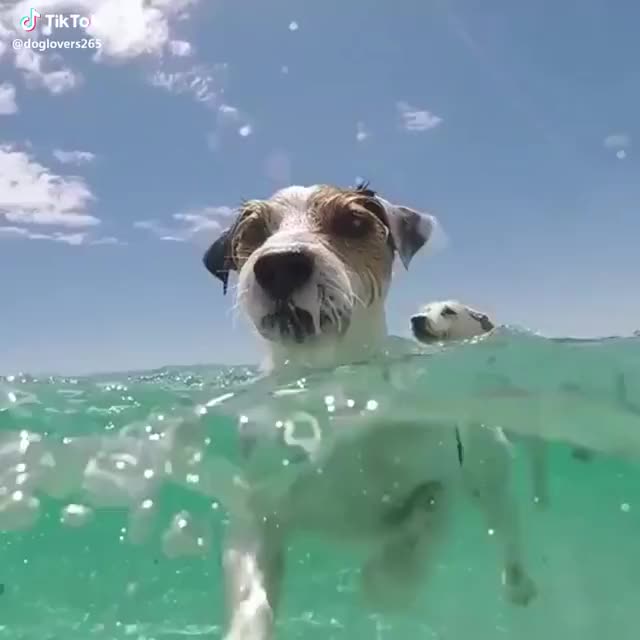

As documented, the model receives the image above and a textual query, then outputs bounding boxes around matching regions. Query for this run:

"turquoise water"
[1,329,640,639]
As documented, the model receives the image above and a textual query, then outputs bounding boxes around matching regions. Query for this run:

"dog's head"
[203,184,437,352]
[410,300,495,343]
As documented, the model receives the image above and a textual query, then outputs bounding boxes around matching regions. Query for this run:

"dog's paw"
[360,545,426,612]
[502,564,537,606]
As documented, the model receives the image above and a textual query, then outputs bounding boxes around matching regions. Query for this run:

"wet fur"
[203,189,537,640]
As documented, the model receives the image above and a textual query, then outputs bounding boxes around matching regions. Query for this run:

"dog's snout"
[411,315,426,332]
[253,249,314,300]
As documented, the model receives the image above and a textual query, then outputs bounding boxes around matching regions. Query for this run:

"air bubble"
[61,503,94,527]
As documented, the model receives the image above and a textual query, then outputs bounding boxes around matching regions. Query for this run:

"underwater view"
[2,330,640,639]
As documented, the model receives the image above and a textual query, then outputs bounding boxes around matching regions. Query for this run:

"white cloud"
[168,39,192,56]
[0,225,121,246]
[0,144,99,228]
[603,133,631,150]
[215,102,254,138]
[0,0,204,98]
[0,83,17,114]
[150,64,224,106]
[356,121,370,142]
[217,103,239,124]
[135,205,234,242]
[397,101,443,132]
[90,235,122,245]
[1,0,199,59]
[53,149,96,165]
[13,48,79,94]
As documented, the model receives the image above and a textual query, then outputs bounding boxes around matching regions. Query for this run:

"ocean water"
[1,328,640,640]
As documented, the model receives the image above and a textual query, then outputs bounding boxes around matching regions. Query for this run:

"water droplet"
[621,502,631,512]
[289,21,299,31]
[61,503,94,527]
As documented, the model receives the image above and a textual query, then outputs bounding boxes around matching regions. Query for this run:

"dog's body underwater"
[203,185,536,640]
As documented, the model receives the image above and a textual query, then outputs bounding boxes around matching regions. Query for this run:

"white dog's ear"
[468,309,495,332]
[376,198,438,269]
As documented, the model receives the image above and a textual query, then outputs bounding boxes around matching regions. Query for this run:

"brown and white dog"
[203,185,536,640]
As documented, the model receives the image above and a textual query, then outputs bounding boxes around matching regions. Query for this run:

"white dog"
[203,185,537,640]
[411,300,552,507]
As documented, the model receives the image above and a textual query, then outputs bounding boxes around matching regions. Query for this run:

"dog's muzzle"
[251,247,352,344]
[253,249,314,301]
[411,315,439,342]
[261,303,315,343]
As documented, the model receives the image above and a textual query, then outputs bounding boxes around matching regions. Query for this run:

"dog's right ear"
[203,226,236,295]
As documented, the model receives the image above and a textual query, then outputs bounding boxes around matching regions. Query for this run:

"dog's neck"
[261,302,388,374]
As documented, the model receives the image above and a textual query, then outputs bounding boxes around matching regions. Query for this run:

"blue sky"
[0,0,638,375]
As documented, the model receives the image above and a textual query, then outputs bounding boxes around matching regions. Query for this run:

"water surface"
[1,329,639,639]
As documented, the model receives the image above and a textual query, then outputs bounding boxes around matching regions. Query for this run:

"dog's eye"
[332,209,373,239]
[441,306,457,317]
[236,215,268,250]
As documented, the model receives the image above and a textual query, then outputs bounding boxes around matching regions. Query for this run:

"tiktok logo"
[20,8,41,32]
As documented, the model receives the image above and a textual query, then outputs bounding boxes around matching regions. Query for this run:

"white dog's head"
[203,183,437,365]
[410,300,495,343]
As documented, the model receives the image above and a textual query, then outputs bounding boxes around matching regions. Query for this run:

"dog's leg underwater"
[360,480,451,612]
[222,515,285,640]
[524,437,550,508]
[461,424,537,606]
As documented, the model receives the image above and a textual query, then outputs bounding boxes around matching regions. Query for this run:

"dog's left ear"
[468,309,495,332]
[203,226,236,295]
[377,199,437,269]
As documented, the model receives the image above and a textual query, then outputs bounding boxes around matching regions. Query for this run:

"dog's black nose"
[411,315,426,333]
[253,249,314,300]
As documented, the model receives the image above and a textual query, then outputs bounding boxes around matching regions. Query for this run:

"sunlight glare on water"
[1,329,640,639]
